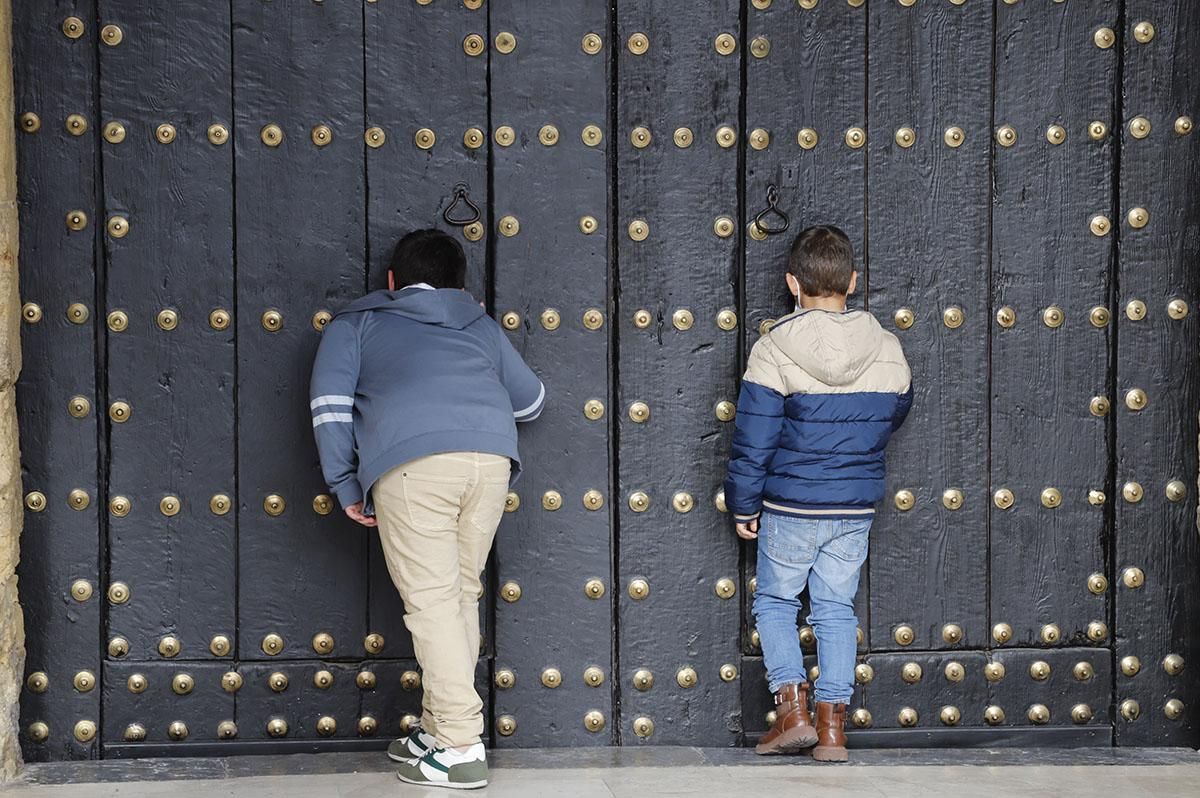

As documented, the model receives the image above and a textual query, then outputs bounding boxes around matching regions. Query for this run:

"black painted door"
[13,0,1199,760]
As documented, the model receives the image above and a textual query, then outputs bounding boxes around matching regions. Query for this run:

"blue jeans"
[753,512,871,704]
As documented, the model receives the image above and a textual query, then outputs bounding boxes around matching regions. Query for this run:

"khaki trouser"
[373,452,511,748]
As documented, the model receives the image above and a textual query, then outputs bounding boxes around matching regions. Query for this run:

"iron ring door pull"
[752,183,790,236]
[442,183,481,226]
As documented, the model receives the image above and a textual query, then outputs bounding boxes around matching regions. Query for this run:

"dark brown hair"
[787,225,854,297]
[388,228,467,290]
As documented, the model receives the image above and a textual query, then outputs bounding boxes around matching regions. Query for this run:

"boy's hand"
[735,518,759,540]
[344,501,378,528]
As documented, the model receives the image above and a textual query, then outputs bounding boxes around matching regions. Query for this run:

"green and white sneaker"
[396,743,489,790]
[387,725,437,762]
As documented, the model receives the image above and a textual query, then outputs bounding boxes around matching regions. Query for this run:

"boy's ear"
[387,271,395,291]
[785,272,800,298]
[848,271,858,296]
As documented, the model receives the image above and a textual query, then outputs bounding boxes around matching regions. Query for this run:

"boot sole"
[755,725,819,755]
[812,745,848,762]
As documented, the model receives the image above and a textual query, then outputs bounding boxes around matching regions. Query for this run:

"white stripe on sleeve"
[310,394,354,410]
[513,383,546,420]
[312,412,353,428]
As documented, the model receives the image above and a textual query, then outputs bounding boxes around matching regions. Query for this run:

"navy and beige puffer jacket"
[724,308,912,522]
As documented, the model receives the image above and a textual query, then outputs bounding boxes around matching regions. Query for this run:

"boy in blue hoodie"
[725,225,911,762]
[310,229,544,789]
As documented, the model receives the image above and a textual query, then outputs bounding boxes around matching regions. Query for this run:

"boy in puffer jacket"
[724,225,912,762]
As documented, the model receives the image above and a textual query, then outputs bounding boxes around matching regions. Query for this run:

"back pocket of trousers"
[400,474,467,530]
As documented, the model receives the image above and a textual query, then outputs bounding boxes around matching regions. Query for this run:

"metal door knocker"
[752,183,790,236]
[442,183,481,226]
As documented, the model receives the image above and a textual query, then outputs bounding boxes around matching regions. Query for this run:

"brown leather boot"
[755,683,818,755]
[812,702,848,762]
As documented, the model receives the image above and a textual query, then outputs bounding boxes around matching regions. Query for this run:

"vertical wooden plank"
[233,0,367,664]
[616,0,740,745]
[364,0,488,293]
[742,0,868,662]
[1115,0,1200,746]
[490,0,613,747]
[363,0,489,661]
[866,0,990,654]
[744,2,865,334]
[13,0,101,761]
[990,3,1115,657]
[97,2,236,667]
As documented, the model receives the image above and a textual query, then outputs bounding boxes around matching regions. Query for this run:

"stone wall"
[0,0,24,781]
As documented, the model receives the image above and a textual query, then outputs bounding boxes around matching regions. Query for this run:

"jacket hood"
[768,309,884,386]
[335,288,486,330]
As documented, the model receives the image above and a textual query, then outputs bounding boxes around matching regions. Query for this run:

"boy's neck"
[798,293,848,312]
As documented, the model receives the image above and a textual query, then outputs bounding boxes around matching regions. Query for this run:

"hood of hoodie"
[335,288,486,330]
[768,309,884,386]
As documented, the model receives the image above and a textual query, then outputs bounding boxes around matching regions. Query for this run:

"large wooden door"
[14,0,1199,760]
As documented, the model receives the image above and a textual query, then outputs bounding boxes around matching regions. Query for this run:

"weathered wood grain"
[615,0,742,747]
[101,663,234,746]
[97,0,236,665]
[867,0,991,654]
[1114,0,1200,746]
[990,0,1115,650]
[10,0,1200,756]
[490,0,614,747]
[13,0,101,761]
[363,0,491,665]
[742,0,868,658]
[232,0,367,661]
[744,0,865,333]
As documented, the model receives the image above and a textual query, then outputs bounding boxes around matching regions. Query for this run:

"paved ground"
[4,747,1199,797]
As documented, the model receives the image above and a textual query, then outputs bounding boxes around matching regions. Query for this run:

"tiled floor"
[5,747,1199,797]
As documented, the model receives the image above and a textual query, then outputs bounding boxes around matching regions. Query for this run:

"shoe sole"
[396,772,488,790]
[387,751,414,762]
[812,746,848,762]
[755,726,819,755]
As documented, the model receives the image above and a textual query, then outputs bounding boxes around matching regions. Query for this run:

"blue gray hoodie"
[310,286,545,514]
